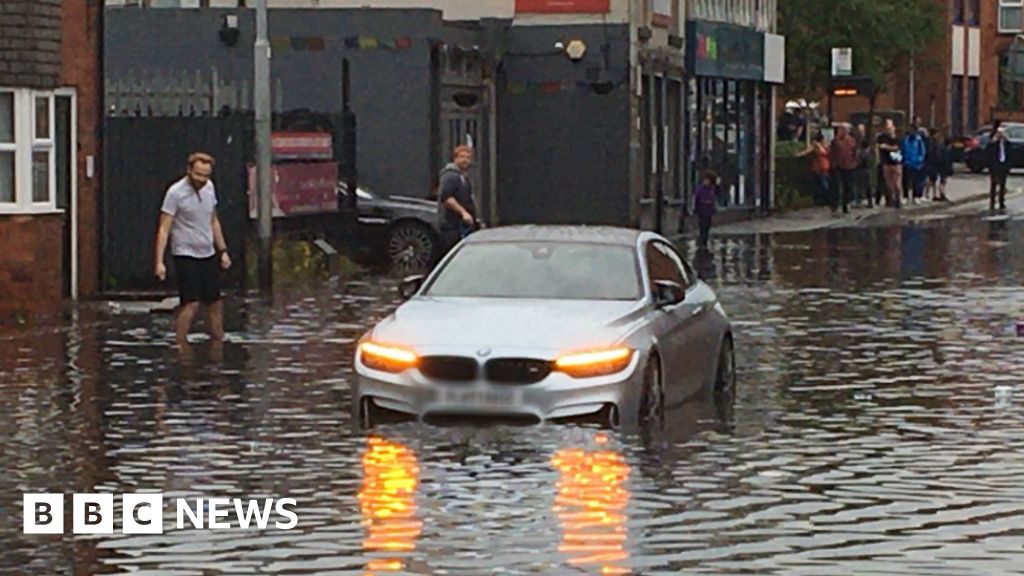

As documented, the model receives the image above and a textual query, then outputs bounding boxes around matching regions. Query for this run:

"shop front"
[686,20,775,214]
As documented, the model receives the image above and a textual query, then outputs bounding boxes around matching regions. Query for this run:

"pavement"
[698,171,1024,237]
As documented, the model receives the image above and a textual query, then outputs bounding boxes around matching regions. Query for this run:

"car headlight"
[359,342,419,373]
[554,348,634,379]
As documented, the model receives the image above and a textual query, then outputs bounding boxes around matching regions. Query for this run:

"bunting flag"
[270,36,326,52]
[506,79,624,95]
[270,35,414,52]
[343,36,413,50]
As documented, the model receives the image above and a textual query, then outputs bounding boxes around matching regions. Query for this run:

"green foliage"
[779,0,944,98]
[773,140,815,211]
[775,140,807,159]
[774,156,815,211]
[244,238,363,290]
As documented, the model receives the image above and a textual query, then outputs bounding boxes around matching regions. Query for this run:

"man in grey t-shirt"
[155,152,232,351]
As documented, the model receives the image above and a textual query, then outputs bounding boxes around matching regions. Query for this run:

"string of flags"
[270,36,414,52]
[506,79,625,95]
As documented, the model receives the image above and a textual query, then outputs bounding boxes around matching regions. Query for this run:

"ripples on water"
[0,216,1022,575]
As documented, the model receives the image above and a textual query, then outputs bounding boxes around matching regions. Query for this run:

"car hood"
[367,297,647,353]
[376,195,436,211]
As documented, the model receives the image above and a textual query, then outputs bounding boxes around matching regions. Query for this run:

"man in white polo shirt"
[154,152,232,350]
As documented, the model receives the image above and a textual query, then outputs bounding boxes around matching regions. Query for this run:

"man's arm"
[439,174,474,224]
[444,196,473,223]
[211,211,228,252]
[155,213,173,280]
[211,211,232,270]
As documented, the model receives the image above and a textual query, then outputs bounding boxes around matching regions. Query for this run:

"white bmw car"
[352,225,734,429]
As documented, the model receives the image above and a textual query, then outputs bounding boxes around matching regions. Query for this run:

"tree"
[779,0,944,99]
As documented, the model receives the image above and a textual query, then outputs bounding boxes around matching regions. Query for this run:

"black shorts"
[174,255,222,305]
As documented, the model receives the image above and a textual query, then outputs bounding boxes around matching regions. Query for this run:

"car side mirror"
[653,280,686,308]
[398,274,426,300]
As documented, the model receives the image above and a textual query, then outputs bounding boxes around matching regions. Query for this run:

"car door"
[645,241,704,404]
[1005,126,1024,167]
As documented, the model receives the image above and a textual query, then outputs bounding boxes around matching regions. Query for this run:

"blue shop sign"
[686,20,764,81]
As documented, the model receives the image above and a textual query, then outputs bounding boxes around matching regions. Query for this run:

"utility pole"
[627,0,642,229]
[254,0,273,294]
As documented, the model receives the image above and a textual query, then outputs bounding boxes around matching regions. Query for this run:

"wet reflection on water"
[551,435,631,575]
[359,437,422,574]
[1,212,1022,574]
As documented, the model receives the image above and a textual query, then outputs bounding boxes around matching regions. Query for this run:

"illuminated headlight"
[554,348,634,379]
[358,342,419,373]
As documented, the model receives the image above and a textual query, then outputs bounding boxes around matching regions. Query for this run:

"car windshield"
[425,241,642,300]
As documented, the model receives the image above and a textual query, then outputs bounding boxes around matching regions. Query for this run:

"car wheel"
[356,396,380,429]
[715,336,736,397]
[387,221,436,274]
[638,355,664,431]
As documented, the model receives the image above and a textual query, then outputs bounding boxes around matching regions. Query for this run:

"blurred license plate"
[439,388,519,407]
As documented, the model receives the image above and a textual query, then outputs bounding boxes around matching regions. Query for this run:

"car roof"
[462,225,647,247]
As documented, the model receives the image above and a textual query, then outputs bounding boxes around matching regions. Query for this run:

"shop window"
[999,54,1023,110]
[1001,0,1024,33]
[950,76,964,136]
[967,77,979,131]
[966,0,979,25]
[0,89,57,213]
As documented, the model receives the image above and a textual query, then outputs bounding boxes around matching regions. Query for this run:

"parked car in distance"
[964,123,1024,174]
[352,225,736,430]
[950,125,989,164]
[963,125,994,173]
[338,182,441,274]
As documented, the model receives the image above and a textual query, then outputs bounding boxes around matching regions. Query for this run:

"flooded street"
[2,209,1022,575]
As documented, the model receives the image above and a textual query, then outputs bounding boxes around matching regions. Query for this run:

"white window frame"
[0,88,59,214]
[1000,0,1024,33]
[32,93,56,208]
[0,89,16,207]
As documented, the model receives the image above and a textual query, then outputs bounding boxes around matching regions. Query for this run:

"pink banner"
[248,162,338,219]
[272,132,333,161]
[515,0,610,14]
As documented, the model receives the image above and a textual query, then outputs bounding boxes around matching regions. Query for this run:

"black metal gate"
[102,116,251,292]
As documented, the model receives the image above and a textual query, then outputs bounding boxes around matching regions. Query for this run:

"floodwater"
[1,206,1022,575]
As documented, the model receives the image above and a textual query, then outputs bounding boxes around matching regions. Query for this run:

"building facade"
[0,0,101,320]
[684,0,783,221]
[830,0,1024,139]
[102,0,782,259]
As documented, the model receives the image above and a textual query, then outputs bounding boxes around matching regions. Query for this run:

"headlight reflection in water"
[358,436,422,574]
[551,434,631,575]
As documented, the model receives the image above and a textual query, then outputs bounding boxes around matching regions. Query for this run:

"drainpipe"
[628,0,642,228]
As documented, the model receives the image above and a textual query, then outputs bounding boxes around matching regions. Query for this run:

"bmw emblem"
[477,347,492,358]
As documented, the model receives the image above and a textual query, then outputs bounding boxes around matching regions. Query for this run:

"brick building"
[0,0,101,321]
[830,0,1024,138]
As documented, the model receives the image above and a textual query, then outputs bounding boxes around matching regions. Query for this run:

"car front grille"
[419,356,478,382]
[485,358,552,385]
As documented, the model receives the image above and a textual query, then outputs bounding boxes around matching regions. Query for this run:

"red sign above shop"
[272,132,333,161]
[247,162,338,219]
[515,0,610,14]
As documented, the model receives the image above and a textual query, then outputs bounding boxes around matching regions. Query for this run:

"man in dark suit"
[988,124,1010,213]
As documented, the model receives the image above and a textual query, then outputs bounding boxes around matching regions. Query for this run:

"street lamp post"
[254,0,273,294]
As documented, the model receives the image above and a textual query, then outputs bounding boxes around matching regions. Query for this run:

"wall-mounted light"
[219,14,240,47]
[565,39,587,61]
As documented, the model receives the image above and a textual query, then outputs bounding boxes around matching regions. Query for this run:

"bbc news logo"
[24,494,298,534]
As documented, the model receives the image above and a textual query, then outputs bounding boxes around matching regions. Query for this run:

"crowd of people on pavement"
[800,116,955,215]
[800,114,1014,215]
